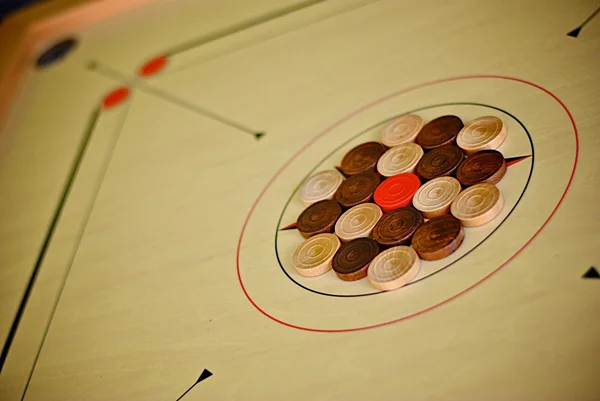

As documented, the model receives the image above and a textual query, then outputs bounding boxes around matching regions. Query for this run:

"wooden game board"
[0,0,599,400]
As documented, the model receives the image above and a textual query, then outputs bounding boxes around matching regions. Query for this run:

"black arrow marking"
[88,61,265,138]
[582,266,599,279]
[567,6,600,37]
[176,369,213,401]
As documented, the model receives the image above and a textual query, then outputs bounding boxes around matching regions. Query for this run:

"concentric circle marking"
[373,173,421,213]
[415,145,464,181]
[451,183,504,227]
[456,150,506,186]
[380,114,424,147]
[293,233,341,277]
[296,199,342,238]
[340,142,386,176]
[332,238,380,281]
[367,246,420,291]
[457,116,507,155]
[412,177,462,218]
[335,203,382,242]
[239,75,576,333]
[299,170,344,206]
[377,143,424,177]
[411,215,465,261]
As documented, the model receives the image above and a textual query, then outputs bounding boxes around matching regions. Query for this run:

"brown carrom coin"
[296,199,343,238]
[340,141,386,176]
[332,237,380,281]
[334,170,380,209]
[371,207,424,247]
[415,115,464,150]
[456,149,507,186]
[415,145,464,181]
[411,214,464,261]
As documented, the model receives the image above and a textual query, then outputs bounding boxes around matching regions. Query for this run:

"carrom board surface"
[0,0,599,400]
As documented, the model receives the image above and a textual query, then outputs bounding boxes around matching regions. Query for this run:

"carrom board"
[0,0,599,400]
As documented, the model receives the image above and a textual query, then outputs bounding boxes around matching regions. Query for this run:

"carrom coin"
[412,176,462,218]
[367,246,421,291]
[456,116,507,155]
[380,114,424,147]
[299,169,344,206]
[411,214,464,261]
[334,202,383,242]
[415,145,464,181]
[451,182,504,227]
[332,237,380,281]
[371,207,424,247]
[340,141,386,176]
[376,142,424,177]
[456,149,507,186]
[296,199,343,238]
[373,173,421,213]
[292,233,341,277]
[415,115,464,150]
[334,170,380,209]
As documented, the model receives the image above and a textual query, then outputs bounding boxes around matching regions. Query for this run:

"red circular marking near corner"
[138,55,168,77]
[374,173,421,213]
[101,86,130,110]
[236,75,579,333]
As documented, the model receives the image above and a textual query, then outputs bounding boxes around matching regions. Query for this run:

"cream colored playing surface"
[0,1,599,400]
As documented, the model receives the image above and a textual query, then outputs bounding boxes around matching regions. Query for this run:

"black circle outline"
[274,102,535,298]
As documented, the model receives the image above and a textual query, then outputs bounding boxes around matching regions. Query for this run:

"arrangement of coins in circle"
[291,114,510,291]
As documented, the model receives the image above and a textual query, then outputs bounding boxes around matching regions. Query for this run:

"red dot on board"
[374,173,422,213]
[102,86,130,110]
[139,55,168,77]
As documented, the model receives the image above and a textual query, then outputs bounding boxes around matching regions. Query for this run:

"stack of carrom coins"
[291,114,508,291]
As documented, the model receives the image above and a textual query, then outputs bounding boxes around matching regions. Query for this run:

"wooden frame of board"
[0,0,157,127]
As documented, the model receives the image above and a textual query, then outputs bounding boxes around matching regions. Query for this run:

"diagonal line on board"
[0,107,100,374]
[17,98,133,400]
[88,61,264,139]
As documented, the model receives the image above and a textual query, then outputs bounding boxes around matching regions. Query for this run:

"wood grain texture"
[456,149,507,186]
[411,214,465,261]
[457,116,507,155]
[299,169,344,206]
[376,142,424,177]
[334,202,382,242]
[332,237,380,281]
[412,176,462,218]
[333,170,380,209]
[371,207,424,248]
[339,141,386,176]
[367,245,420,291]
[293,233,341,277]
[415,115,463,150]
[415,145,464,181]
[451,182,504,227]
[296,199,343,238]
[380,114,424,147]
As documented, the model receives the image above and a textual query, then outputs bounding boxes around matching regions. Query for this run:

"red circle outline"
[236,75,579,333]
